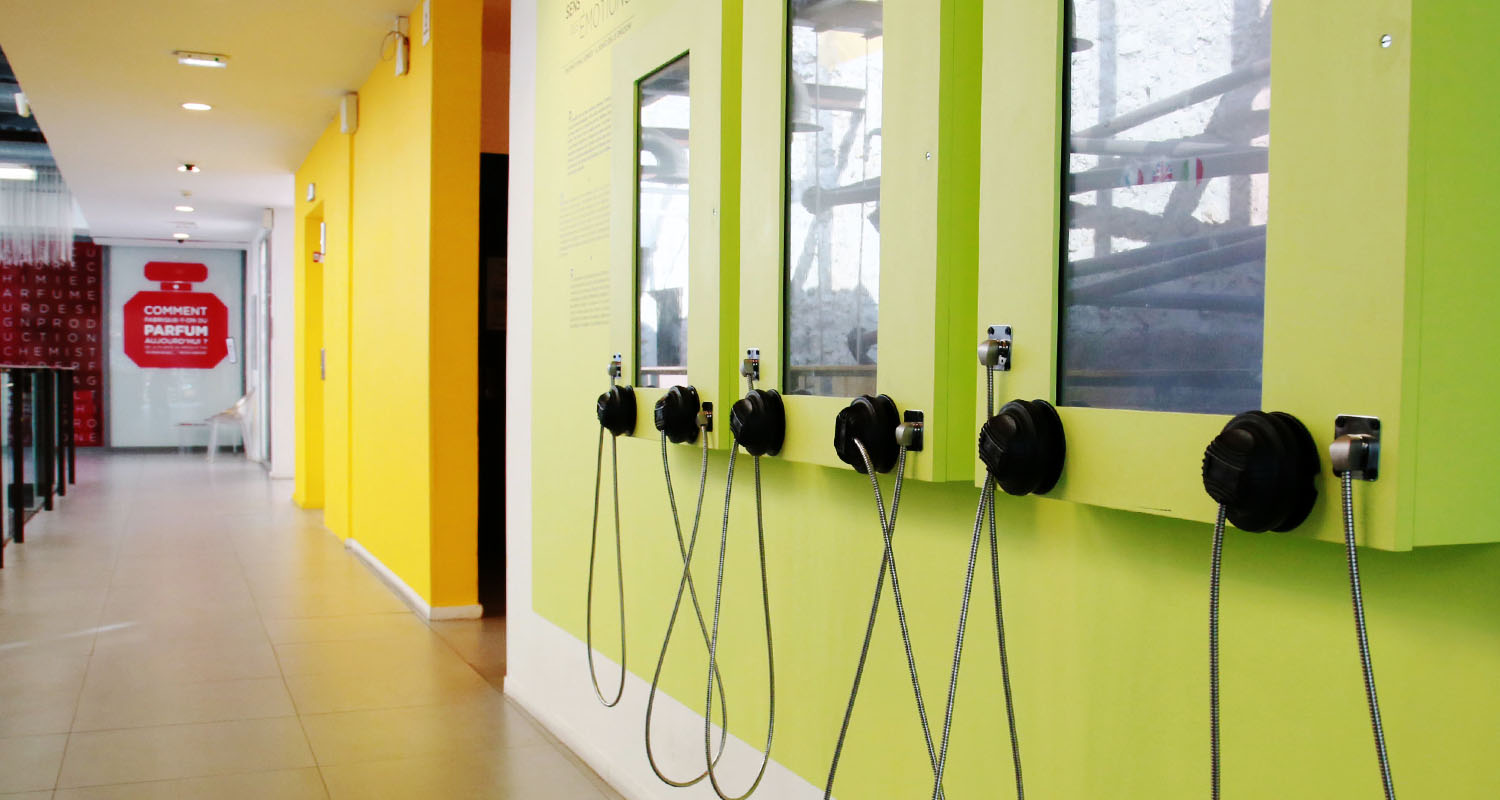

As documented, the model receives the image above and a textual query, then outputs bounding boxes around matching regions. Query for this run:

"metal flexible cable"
[931,479,994,800]
[586,426,627,707]
[988,456,1024,800]
[932,367,1025,799]
[824,444,945,800]
[1342,473,1397,800]
[1209,503,1226,800]
[645,430,731,786]
[703,439,776,800]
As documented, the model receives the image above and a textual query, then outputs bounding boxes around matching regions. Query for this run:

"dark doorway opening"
[478,153,509,614]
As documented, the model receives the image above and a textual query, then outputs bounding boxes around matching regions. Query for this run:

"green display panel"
[610,0,739,447]
[977,0,1500,550]
[740,0,982,481]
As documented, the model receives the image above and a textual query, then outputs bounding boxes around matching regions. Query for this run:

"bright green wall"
[529,1,1500,796]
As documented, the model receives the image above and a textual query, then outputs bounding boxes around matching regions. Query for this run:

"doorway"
[477,154,508,614]
[296,210,325,508]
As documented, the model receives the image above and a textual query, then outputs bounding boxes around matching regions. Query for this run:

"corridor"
[0,453,620,799]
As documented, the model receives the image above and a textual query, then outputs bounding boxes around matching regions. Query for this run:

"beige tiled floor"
[0,453,621,799]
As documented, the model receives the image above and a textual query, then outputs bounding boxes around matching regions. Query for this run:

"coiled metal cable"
[1209,503,1226,800]
[932,369,1025,800]
[1341,473,1397,800]
[586,426,627,707]
[703,438,776,800]
[824,443,945,800]
[645,430,731,786]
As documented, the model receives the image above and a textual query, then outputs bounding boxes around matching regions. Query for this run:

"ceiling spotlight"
[13,91,30,118]
[178,163,200,173]
[181,102,212,111]
[173,233,192,240]
[174,51,229,68]
[175,205,195,213]
[0,164,38,181]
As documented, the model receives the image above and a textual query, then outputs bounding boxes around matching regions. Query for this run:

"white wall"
[245,230,271,464]
[107,245,245,448]
[268,205,296,479]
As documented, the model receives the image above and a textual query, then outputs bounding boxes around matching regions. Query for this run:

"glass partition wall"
[784,0,883,398]
[1060,0,1271,414]
[636,55,692,389]
[0,366,78,567]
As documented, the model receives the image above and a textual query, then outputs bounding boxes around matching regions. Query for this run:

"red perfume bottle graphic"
[122,262,229,369]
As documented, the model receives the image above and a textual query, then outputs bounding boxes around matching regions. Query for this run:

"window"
[637,54,691,389]
[1060,0,1271,414]
[784,0,883,398]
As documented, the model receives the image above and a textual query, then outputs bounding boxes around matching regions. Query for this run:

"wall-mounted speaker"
[340,93,359,135]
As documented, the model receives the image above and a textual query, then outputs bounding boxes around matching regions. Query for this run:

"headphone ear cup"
[833,395,901,474]
[1203,411,1318,533]
[654,385,701,444]
[1023,400,1066,495]
[1267,411,1319,532]
[979,399,1066,496]
[596,386,637,437]
[731,389,786,457]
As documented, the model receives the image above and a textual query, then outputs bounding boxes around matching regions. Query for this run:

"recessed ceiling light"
[175,205,195,213]
[0,164,38,181]
[173,233,191,240]
[178,163,200,173]
[181,102,212,111]
[174,51,229,69]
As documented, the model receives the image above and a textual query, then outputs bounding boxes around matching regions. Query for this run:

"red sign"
[123,262,229,369]
[74,389,99,444]
[0,242,106,445]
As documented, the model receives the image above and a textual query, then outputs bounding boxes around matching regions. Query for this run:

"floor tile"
[283,663,493,715]
[261,613,427,645]
[52,767,327,799]
[57,718,315,788]
[85,639,279,685]
[0,653,88,737]
[72,676,295,732]
[1,454,623,800]
[273,636,467,677]
[319,746,610,800]
[429,617,508,689]
[300,695,545,766]
[0,733,68,793]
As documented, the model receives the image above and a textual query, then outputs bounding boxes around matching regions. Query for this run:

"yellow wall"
[293,124,352,512]
[294,0,482,608]
[293,123,352,531]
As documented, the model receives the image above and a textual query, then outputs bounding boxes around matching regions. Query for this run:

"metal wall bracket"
[742,348,761,383]
[980,325,1013,371]
[607,353,623,383]
[897,410,925,451]
[1331,415,1381,481]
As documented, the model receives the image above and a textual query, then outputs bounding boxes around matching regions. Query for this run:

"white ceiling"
[0,0,416,247]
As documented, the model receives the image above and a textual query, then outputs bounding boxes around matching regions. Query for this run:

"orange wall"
[481,0,511,154]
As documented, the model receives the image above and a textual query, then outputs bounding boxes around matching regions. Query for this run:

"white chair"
[205,390,253,463]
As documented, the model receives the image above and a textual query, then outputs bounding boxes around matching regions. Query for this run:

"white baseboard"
[345,538,483,621]
[504,613,823,800]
